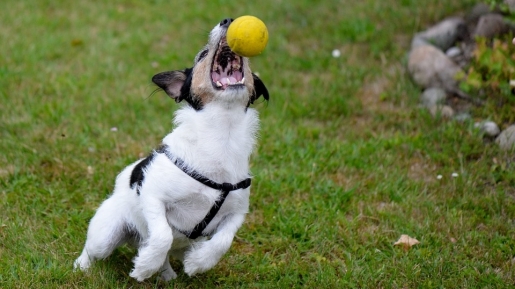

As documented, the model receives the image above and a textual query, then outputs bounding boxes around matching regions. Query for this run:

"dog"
[74,18,269,282]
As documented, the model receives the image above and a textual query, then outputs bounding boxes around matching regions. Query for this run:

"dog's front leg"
[129,197,174,282]
[183,213,245,276]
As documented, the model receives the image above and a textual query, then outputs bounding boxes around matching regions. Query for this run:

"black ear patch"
[249,73,269,105]
[152,68,203,110]
[152,69,192,102]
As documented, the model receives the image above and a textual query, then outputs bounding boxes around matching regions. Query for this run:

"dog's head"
[152,18,269,110]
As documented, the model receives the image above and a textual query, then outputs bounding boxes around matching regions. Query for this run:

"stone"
[474,13,510,39]
[411,35,431,49]
[475,121,501,137]
[467,3,492,23]
[454,112,471,123]
[457,41,477,68]
[445,46,462,58]
[429,105,454,118]
[420,87,447,108]
[446,46,469,68]
[496,125,515,150]
[505,0,515,13]
[414,17,467,51]
[408,45,463,91]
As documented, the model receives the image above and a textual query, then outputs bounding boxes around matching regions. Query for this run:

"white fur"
[74,19,263,282]
[74,102,259,281]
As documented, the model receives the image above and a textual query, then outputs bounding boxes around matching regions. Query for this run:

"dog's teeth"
[240,77,245,84]
[216,81,223,87]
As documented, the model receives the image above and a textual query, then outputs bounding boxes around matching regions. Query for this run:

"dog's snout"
[219,18,234,28]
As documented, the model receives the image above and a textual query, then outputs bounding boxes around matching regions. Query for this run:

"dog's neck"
[162,102,259,183]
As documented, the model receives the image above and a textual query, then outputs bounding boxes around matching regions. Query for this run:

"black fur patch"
[249,73,269,105]
[197,49,209,62]
[129,153,156,195]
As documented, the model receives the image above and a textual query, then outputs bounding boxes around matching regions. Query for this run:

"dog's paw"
[130,244,171,281]
[160,266,178,281]
[129,266,155,282]
[73,256,92,272]
[183,259,209,276]
[183,246,219,276]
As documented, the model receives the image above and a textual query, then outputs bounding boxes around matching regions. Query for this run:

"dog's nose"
[219,18,234,28]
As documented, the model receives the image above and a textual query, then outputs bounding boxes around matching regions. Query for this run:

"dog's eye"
[197,49,209,62]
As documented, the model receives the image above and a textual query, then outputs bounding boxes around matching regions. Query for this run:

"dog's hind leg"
[159,252,177,281]
[74,196,129,271]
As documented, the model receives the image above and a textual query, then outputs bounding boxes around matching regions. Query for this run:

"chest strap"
[155,145,251,239]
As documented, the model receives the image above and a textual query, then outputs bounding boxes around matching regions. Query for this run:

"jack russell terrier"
[74,17,269,281]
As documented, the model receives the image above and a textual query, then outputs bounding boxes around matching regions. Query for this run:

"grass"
[1,0,515,288]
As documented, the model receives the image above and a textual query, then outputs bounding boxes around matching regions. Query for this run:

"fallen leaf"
[394,234,420,250]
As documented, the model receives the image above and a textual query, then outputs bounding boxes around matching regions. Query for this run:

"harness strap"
[155,145,251,239]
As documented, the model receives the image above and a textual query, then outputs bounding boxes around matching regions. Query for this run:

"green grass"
[2,0,515,288]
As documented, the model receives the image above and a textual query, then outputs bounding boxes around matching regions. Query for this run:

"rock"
[505,0,515,13]
[429,105,454,118]
[458,41,476,67]
[496,125,515,150]
[454,112,471,123]
[408,45,464,91]
[446,46,462,58]
[475,121,501,137]
[411,35,431,49]
[446,46,469,68]
[474,13,510,39]
[414,17,468,51]
[421,87,447,108]
[467,3,492,23]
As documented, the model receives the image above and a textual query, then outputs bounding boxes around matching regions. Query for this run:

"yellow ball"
[227,16,269,57]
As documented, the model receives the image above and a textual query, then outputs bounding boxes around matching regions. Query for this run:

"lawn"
[1,0,515,288]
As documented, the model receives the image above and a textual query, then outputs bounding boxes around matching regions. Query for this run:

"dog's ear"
[249,73,269,104]
[152,69,192,102]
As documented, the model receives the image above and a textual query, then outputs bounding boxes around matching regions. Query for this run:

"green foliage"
[487,0,514,15]
[460,36,515,125]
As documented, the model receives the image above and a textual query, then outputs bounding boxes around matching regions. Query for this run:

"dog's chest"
[164,185,250,235]
[154,106,257,236]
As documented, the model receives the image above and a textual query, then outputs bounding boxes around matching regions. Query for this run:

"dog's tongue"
[212,70,243,89]
[221,77,238,85]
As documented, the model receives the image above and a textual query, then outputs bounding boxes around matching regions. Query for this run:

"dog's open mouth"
[211,37,244,90]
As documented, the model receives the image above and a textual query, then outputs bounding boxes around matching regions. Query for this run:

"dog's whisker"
[146,87,163,100]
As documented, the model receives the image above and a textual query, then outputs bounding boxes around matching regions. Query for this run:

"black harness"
[155,145,251,239]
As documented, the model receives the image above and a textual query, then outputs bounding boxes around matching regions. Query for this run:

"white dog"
[74,18,269,282]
